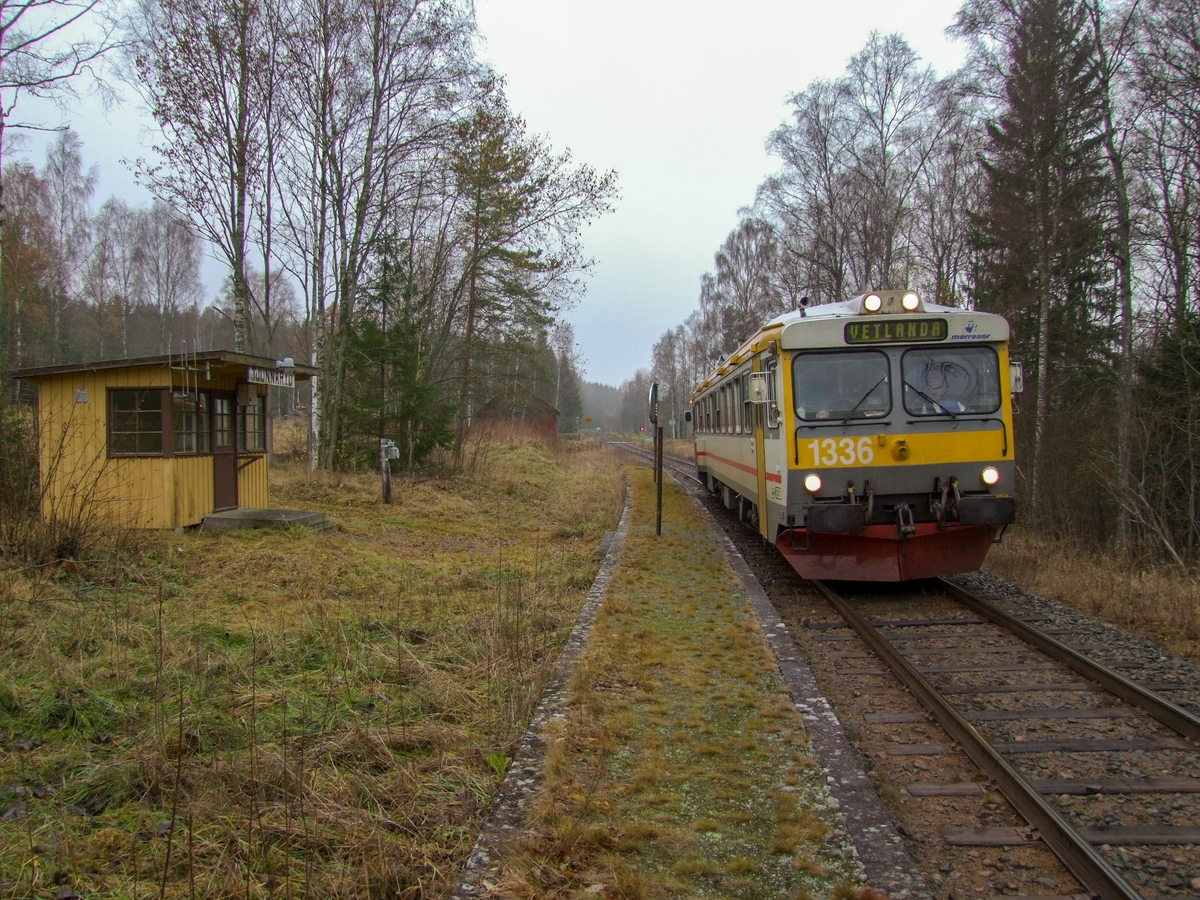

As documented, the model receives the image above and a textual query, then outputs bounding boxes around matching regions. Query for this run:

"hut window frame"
[174,391,211,454]
[108,388,169,457]
[239,395,266,453]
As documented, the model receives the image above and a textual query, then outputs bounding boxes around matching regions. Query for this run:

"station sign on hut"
[12,351,317,529]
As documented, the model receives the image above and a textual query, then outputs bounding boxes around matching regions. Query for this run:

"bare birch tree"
[128,0,270,353]
[42,129,94,363]
[140,199,201,353]
[273,0,475,468]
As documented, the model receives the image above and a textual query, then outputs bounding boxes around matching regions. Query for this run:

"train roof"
[692,296,1010,398]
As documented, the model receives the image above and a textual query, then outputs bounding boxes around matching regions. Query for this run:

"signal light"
[981,466,1000,486]
[803,473,822,493]
[902,292,920,310]
[863,294,882,312]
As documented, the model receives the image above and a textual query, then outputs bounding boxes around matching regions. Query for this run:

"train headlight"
[863,293,882,312]
[981,466,1000,486]
[804,473,822,493]
[902,291,920,310]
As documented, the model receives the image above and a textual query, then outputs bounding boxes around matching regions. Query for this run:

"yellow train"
[691,290,1019,581]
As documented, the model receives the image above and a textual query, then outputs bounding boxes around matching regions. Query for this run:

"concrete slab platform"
[201,508,335,532]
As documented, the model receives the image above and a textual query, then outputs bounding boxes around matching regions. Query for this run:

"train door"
[762,355,784,537]
[753,356,769,539]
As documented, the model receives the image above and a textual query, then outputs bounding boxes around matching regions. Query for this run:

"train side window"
[766,360,781,429]
[729,376,739,434]
[714,390,721,432]
[742,373,752,432]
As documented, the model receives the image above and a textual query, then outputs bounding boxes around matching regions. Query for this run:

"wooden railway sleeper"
[939,578,1200,743]
[810,579,1144,900]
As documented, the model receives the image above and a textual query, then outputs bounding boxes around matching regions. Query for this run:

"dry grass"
[270,414,309,464]
[985,530,1200,662]
[662,438,694,461]
[0,434,623,898]
[493,467,865,899]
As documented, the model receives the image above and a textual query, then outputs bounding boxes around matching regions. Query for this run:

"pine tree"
[970,0,1111,519]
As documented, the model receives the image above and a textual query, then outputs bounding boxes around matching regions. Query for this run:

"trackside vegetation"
[0,437,622,898]
[986,533,1200,664]
[493,468,868,899]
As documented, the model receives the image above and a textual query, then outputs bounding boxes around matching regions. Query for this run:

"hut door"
[212,393,239,511]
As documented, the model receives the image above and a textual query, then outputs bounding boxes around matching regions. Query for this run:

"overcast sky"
[473,0,970,385]
[13,0,969,386]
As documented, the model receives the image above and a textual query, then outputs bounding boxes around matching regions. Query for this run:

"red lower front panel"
[775,523,994,582]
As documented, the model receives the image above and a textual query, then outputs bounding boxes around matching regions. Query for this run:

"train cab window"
[793,351,891,422]
[902,346,1001,416]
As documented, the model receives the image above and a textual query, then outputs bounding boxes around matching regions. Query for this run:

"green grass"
[0,435,624,898]
[498,467,867,899]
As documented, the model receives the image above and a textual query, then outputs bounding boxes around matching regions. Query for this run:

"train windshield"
[793,351,891,422]
[902,346,1001,416]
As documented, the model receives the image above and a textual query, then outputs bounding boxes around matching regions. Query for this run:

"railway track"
[602,437,700,484]
[610,436,1200,897]
[810,578,1200,900]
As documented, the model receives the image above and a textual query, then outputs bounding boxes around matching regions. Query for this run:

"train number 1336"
[806,437,875,466]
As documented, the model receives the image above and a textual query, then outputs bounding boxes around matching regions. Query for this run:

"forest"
[617,0,1200,569]
[0,0,612,475]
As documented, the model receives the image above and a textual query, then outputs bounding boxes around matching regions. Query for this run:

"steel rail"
[938,578,1200,742]
[810,579,1143,900]
[608,439,700,484]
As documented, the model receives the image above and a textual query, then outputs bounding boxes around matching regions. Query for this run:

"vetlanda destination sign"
[845,318,948,344]
[248,366,295,387]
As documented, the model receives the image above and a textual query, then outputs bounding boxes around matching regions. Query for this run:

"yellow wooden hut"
[12,351,317,529]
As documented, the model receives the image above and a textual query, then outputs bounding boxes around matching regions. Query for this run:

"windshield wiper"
[840,375,888,426]
[903,382,958,419]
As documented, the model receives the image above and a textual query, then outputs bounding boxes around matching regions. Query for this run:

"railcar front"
[694,290,1018,582]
